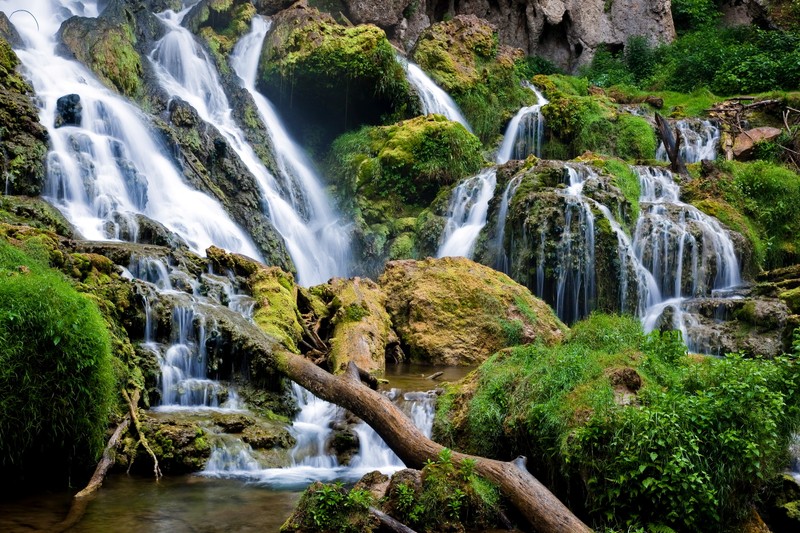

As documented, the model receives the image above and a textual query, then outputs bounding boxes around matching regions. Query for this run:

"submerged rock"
[379,256,567,365]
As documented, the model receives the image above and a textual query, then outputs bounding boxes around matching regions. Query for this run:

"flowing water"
[496,82,548,163]
[402,58,472,131]
[150,4,349,285]
[437,168,497,259]
[6,0,260,259]
[656,119,720,163]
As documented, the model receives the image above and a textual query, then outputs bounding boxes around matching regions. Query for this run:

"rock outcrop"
[330,1,676,71]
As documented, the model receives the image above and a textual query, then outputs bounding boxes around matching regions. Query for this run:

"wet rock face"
[0,37,48,196]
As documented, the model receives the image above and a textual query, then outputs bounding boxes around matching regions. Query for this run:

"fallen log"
[369,507,418,533]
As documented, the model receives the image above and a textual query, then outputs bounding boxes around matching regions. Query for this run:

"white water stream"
[496,82,548,163]
[437,168,497,259]
[401,58,472,131]
[150,5,349,285]
[656,119,720,163]
[7,0,260,259]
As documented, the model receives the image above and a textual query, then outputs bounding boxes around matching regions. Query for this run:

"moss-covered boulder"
[411,15,532,144]
[0,37,48,196]
[58,14,144,98]
[120,413,212,474]
[327,114,483,276]
[258,3,416,150]
[378,256,566,365]
[319,277,398,375]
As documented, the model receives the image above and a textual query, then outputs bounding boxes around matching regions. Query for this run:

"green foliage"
[442,312,800,531]
[603,159,642,223]
[393,449,501,531]
[0,240,115,481]
[284,481,374,532]
[671,0,721,33]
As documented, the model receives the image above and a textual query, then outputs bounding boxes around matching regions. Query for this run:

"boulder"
[379,256,566,365]
[733,127,783,159]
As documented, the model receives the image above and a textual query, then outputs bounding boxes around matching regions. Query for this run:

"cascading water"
[401,58,472,132]
[496,82,548,163]
[149,5,349,285]
[656,119,720,163]
[492,175,523,274]
[437,168,497,259]
[634,166,741,349]
[7,0,260,259]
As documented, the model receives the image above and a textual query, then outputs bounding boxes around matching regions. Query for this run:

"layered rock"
[379,256,567,365]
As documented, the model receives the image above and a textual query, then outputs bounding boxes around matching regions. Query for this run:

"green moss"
[603,159,641,224]
[0,239,115,484]
[250,267,304,353]
[197,2,256,71]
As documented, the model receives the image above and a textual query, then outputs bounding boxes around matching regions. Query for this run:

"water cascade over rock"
[401,57,472,131]
[150,4,350,285]
[7,0,260,259]
[656,119,720,163]
[437,168,497,259]
[496,82,549,163]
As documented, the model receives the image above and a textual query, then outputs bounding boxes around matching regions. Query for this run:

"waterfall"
[496,82,548,163]
[149,5,348,285]
[656,119,720,163]
[401,58,472,132]
[492,175,523,273]
[7,0,261,259]
[437,168,497,259]
[634,167,741,349]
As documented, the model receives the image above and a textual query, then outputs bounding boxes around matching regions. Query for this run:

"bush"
[671,0,721,33]
[0,240,115,484]
[438,313,800,531]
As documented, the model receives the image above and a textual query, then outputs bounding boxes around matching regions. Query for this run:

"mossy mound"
[412,14,532,144]
[327,114,483,275]
[119,413,211,474]
[317,277,397,375]
[434,313,800,531]
[0,38,48,196]
[58,16,143,98]
[534,74,657,161]
[258,3,416,150]
[0,239,116,487]
[378,256,566,365]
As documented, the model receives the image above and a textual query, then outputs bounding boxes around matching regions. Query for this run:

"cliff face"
[338,0,676,70]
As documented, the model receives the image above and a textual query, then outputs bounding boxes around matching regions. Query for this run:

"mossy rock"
[325,277,398,375]
[121,413,212,474]
[0,38,48,196]
[58,16,143,98]
[379,257,567,365]
[184,0,258,70]
[250,266,304,353]
[412,14,532,144]
[0,196,74,237]
[258,3,416,150]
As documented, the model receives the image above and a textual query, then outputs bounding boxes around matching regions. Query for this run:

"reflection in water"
[0,475,300,533]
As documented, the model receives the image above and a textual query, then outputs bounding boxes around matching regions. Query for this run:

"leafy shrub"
[282,481,374,532]
[0,240,114,484]
[671,0,721,33]
[438,313,800,531]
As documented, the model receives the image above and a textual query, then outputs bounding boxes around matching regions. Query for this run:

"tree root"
[121,387,162,479]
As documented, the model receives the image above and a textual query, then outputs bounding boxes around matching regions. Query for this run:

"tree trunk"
[655,112,688,176]
[277,355,592,532]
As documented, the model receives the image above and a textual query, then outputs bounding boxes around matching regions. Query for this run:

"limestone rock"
[379,256,567,365]
[733,126,783,159]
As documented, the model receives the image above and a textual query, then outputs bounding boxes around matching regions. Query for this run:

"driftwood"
[425,371,444,380]
[369,507,419,533]
[655,112,688,175]
[46,417,130,532]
